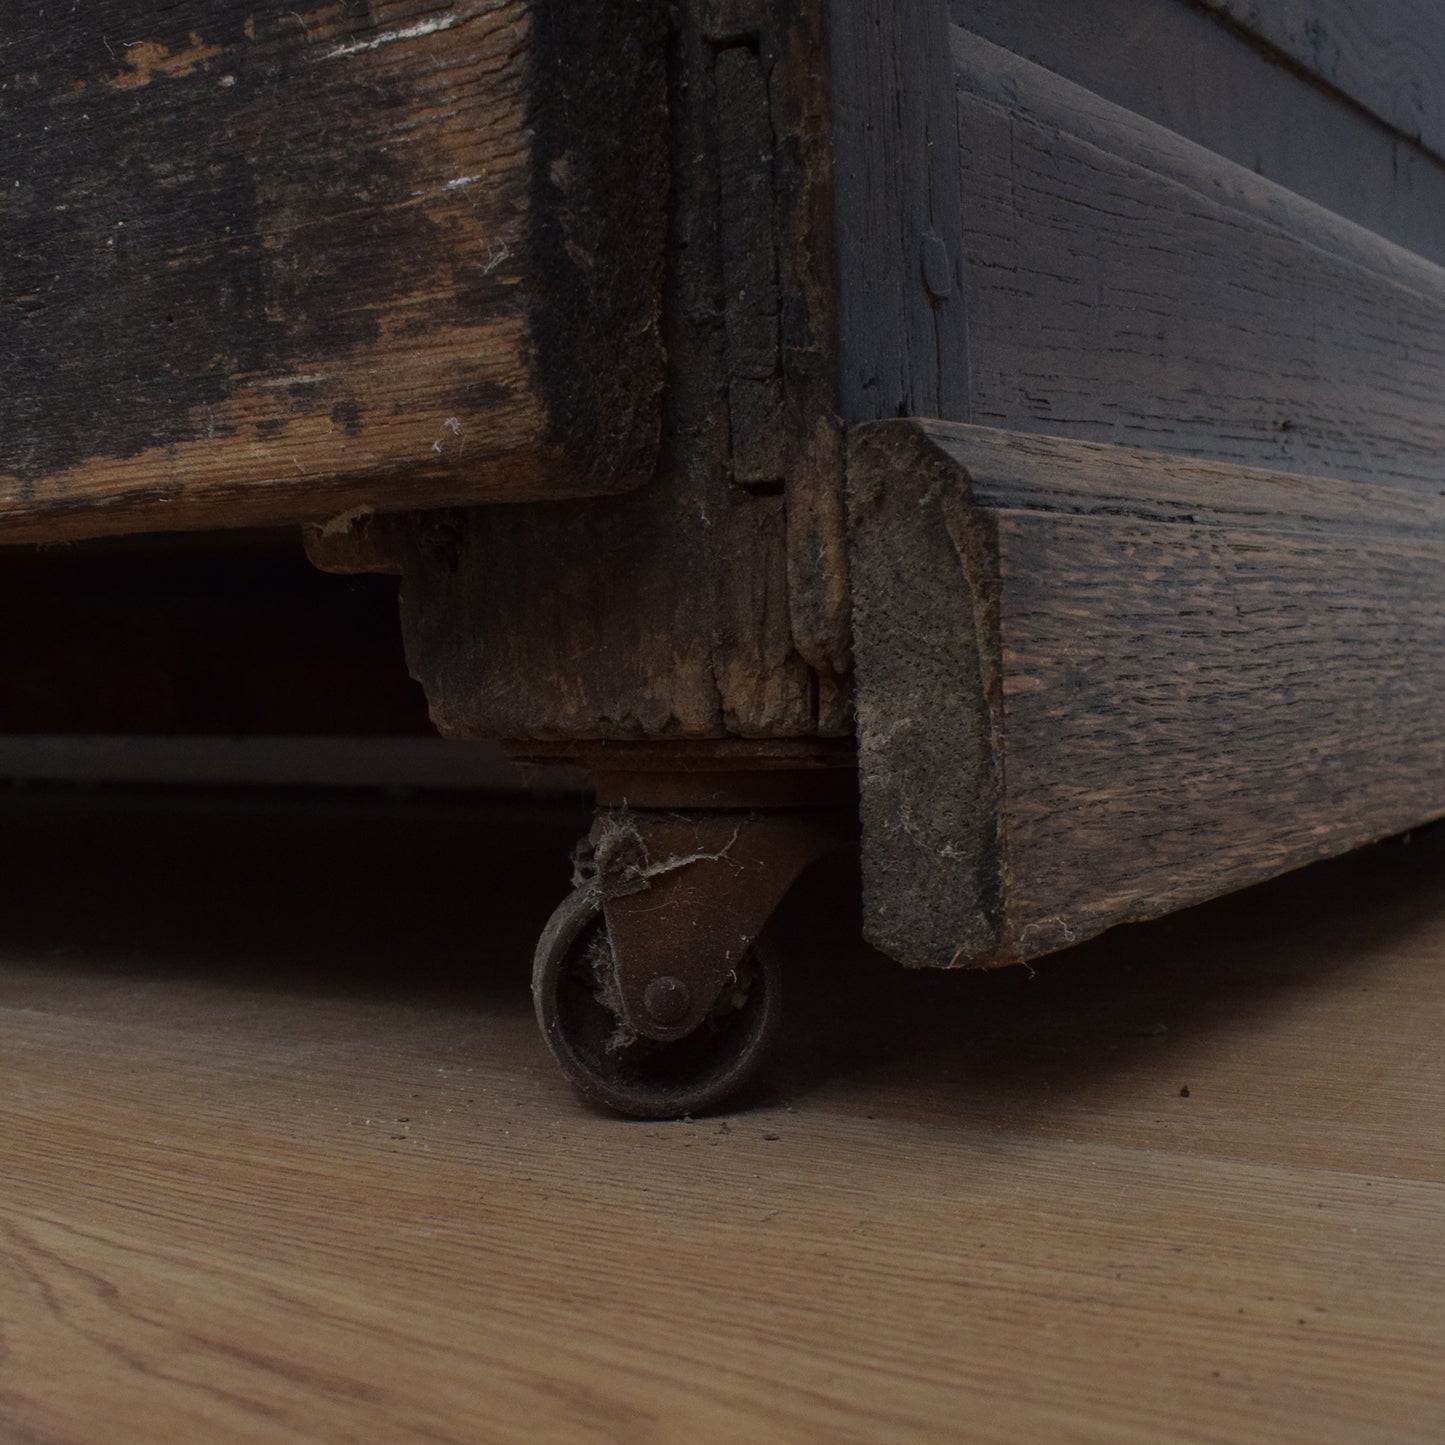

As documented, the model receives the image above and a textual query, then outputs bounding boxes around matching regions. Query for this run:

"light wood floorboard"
[0,788,1440,1443]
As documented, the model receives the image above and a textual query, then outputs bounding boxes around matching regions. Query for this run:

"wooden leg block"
[848,419,1445,968]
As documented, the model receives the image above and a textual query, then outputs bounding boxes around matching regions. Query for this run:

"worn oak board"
[953,30,1445,492]
[0,1,666,542]
[849,419,1445,969]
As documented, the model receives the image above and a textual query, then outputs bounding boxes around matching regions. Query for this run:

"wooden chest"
[5,0,1444,1112]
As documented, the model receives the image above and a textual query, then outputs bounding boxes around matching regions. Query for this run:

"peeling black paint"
[329,398,365,437]
[0,1,444,480]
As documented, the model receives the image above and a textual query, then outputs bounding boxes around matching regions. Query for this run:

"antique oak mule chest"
[5,0,1445,1113]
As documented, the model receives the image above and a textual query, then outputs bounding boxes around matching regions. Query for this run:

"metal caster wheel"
[518,759,852,1118]
[533,886,783,1119]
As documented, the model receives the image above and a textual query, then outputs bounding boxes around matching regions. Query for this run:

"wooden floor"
[0,786,1440,1444]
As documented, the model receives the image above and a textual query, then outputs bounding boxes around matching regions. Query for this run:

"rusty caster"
[532,804,848,1118]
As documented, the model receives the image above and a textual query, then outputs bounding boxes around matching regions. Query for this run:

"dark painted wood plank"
[827,0,971,424]
[952,0,1445,266]
[1198,0,1445,161]
[954,32,1445,494]
[849,420,1445,969]
[898,423,1444,537]
[0,1,667,542]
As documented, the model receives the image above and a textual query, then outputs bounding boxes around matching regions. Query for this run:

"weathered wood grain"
[397,0,851,743]
[1197,0,1445,162]
[763,0,851,685]
[0,1,667,542]
[849,419,1445,969]
[716,43,788,489]
[952,0,1445,267]
[301,512,402,577]
[953,30,1445,493]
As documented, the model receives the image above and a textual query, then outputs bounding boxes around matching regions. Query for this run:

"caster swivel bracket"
[586,808,840,1044]
[527,755,854,1117]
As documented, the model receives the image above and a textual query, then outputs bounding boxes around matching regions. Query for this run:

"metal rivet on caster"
[642,974,691,1026]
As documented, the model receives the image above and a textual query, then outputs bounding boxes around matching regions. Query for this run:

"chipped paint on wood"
[0,0,667,541]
